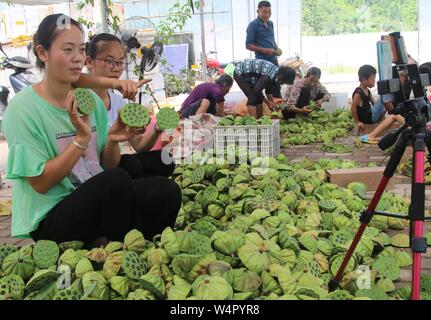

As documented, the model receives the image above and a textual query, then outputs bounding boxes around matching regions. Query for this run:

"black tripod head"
[377,32,431,151]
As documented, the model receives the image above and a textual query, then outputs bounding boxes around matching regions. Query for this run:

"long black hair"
[33,14,83,69]
[85,33,123,59]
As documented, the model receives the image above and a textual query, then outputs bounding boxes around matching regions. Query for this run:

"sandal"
[360,135,378,145]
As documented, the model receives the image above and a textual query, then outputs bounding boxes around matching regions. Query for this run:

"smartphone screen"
[377,41,394,102]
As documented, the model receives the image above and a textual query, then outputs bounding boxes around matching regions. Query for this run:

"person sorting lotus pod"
[85,33,177,178]
[233,59,296,118]
[2,14,181,246]
[282,67,331,120]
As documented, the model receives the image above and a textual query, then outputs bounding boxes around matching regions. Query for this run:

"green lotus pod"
[348,237,374,258]
[249,209,271,222]
[281,192,298,210]
[214,252,241,268]
[318,200,337,213]
[387,217,406,230]
[297,250,314,265]
[147,248,170,268]
[102,251,123,280]
[313,253,329,273]
[171,254,203,279]
[374,232,392,247]
[188,233,213,256]
[188,254,217,282]
[296,199,319,216]
[355,288,388,300]
[237,233,282,274]
[216,177,232,192]
[261,271,283,296]
[139,274,166,299]
[330,253,357,277]
[32,240,60,269]
[394,250,412,267]
[104,242,123,254]
[52,288,83,300]
[2,249,35,280]
[127,289,156,300]
[262,216,282,230]
[58,249,81,270]
[346,198,365,212]
[211,230,245,256]
[299,234,318,254]
[120,103,150,128]
[207,204,224,219]
[86,248,109,264]
[192,275,233,300]
[426,232,431,246]
[0,244,18,267]
[0,274,25,300]
[223,268,262,292]
[167,277,192,300]
[122,251,148,280]
[74,88,96,115]
[208,261,232,277]
[156,107,180,131]
[377,278,396,293]
[161,227,180,258]
[372,257,400,281]
[76,257,94,278]
[191,220,218,238]
[25,281,58,300]
[369,215,389,231]
[328,290,354,300]
[82,271,109,300]
[293,287,321,300]
[123,229,147,253]
[317,239,333,257]
[228,183,248,200]
[331,228,355,250]
[391,233,410,248]
[25,269,59,294]
[278,231,301,252]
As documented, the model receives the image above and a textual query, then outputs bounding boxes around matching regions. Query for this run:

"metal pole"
[200,0,208,81]
[230,0,234,60]
[100,0,109,33]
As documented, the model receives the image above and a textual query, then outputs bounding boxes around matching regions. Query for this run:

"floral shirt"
[284,79,331,107]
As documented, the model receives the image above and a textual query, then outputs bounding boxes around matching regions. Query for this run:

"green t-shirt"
[2,86,109,239]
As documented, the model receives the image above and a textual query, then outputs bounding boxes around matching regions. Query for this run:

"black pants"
[234,73,272,106]
[30,168,181,244]
[118,150,175,179]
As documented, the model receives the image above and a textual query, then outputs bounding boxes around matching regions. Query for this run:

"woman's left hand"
[108,115,137,143]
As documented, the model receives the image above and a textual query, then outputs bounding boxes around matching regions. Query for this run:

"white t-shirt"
[107,89,128,127]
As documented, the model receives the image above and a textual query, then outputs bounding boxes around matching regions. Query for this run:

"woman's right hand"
[67,91,92,147]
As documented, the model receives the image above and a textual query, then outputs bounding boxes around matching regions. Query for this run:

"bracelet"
[72,140,88,151]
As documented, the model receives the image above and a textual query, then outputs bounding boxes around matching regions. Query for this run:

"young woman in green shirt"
[2,14,181,245]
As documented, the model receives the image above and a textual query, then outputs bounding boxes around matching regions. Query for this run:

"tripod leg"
[329,130,410,292]
[410,134,428,300]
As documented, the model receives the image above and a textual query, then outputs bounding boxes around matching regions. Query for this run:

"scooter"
[0,42,37,112]
[206,51,242,79]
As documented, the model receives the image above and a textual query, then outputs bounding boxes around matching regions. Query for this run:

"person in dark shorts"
[233,59,295,118]
[180,75,233,118]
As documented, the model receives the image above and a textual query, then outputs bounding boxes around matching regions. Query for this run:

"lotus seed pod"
[31,240,59,270]
[387,217,405,230]
[192,275,233,300]
[58,249,81,270]
[0,274,25,299]
[109,276,129,297]
[208,261,232,277]
[355,288,388,300]
[124,229,146,253]
[261,271,283,296]
[394,250,413,267]
[211,230,245,256]
[391,233,410,248]
[328,290,354,300]
[127,289,156,300]
[313,253,329,273]
[0,245,19,268]
[147,247,170,268]
[25,269,59,294]
[104,242,124,254]
[156,108,180,131]
[167,278,192,300]
[82,271,110,300]
[120,103,150,128]
[53,288,82,300]
[426,232,431,246]
[2,250,35,281]
[58,241,85,253]
[102,251,123,280]
[372,256,401,281]
[74,88,96,115]
[74,257,94,278]
[224,268,262,293]
[122,251,148,280]
[377,278,396,293]
[86,248,109,264]
[139,274,166,299]
[161,227,180,258]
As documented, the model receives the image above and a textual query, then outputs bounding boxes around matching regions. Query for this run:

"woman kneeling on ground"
[2,14,182,246]
[85,33,175,179]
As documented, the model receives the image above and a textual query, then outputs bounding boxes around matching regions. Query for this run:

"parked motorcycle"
[0,42,38,112]
[205,51,242,79]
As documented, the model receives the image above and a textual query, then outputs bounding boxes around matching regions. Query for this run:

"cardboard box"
[327,167,395,191]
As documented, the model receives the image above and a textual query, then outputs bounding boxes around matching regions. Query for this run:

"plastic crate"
[213,120,280,158]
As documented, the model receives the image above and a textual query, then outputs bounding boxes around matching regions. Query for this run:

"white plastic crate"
[213,120,280,158]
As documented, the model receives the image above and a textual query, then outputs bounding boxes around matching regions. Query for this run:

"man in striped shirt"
[233,59,295,118]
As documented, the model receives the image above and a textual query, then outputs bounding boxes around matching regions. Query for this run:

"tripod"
[329,97,431,300]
